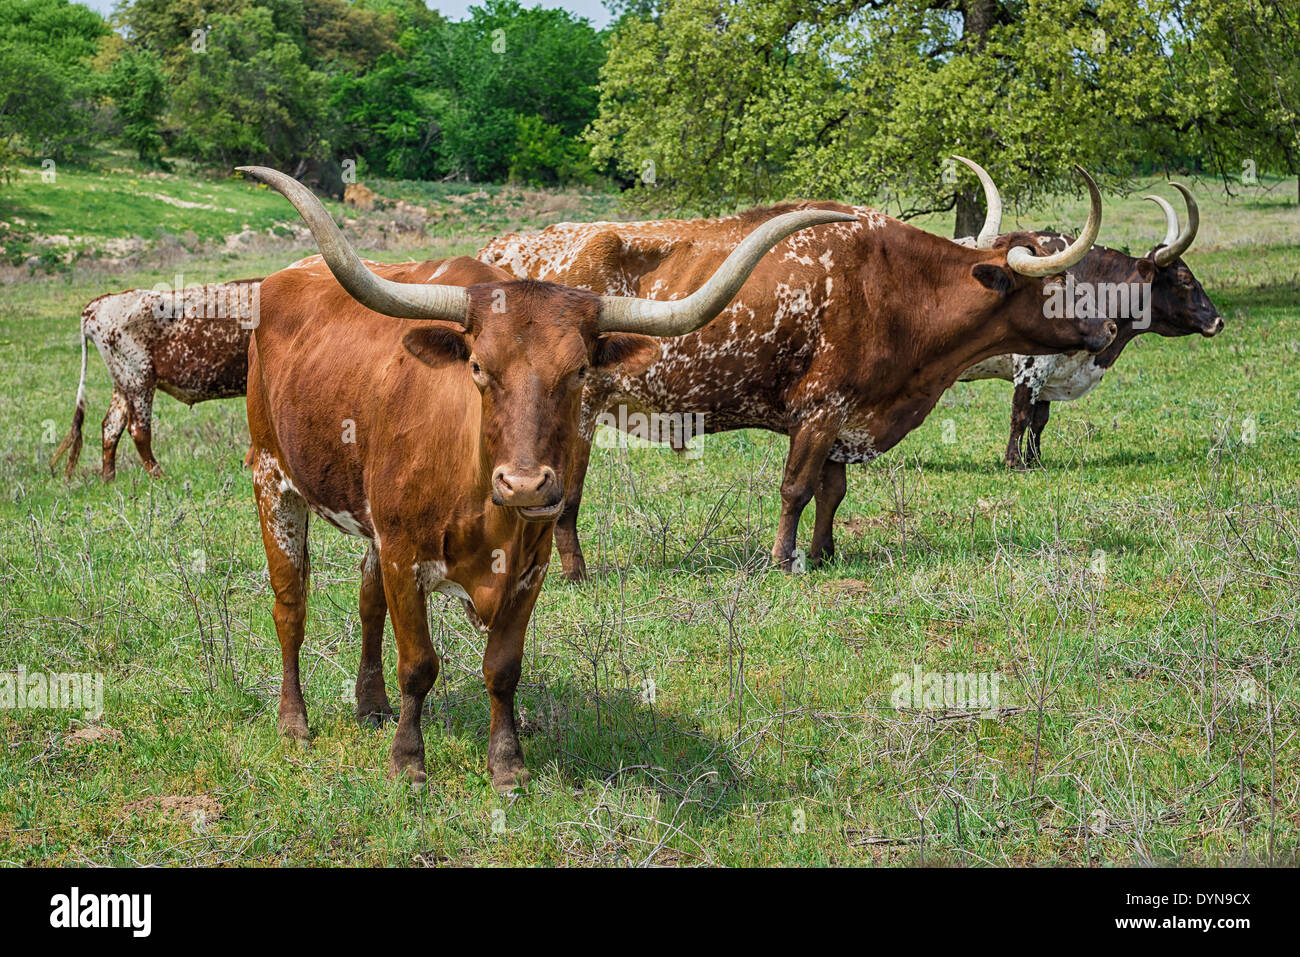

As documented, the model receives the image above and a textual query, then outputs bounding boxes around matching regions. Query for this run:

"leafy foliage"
[101,47,169,167]
[0,0,107,179]
[589,0,1300,226]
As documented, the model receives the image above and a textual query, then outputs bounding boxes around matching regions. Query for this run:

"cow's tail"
[49,329,89,478]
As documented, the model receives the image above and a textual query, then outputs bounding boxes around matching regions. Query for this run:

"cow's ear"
[593,333,657,374]
[403,326,470,366]
[972,263,1014,296]
[1136,257,1157,282]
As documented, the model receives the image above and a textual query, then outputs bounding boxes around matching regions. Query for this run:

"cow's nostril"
[493,466,559,507]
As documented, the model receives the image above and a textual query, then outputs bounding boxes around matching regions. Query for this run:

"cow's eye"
[576,365,588,379]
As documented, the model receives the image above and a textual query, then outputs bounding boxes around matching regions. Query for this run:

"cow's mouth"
[516,501,565,522]
[1082,320,1118,352]
[1200,315,1224,337]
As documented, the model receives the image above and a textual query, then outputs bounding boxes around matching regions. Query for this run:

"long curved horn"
[1144,193,1179,250]
[952,155,1002,249]
[1005,165,1102,277]
[1151,182,1198,266]
[237,166,470,322]
[597,208,857,335]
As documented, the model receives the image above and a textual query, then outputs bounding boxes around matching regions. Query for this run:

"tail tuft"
[50,331,89,479]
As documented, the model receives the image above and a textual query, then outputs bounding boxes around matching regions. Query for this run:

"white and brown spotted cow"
[956,184,1222,467]
[479,160,1114,578]
[50,279,261,480]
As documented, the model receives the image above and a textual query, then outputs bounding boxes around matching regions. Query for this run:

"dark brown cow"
[239,166,852,790]
[478,160,1115,578]
[50,280,260,480]
[957,185,1222,467]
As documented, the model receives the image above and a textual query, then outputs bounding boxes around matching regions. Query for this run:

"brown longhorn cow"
[50,279,261,480]
[478,159,1115,579]
[239,165,853,790]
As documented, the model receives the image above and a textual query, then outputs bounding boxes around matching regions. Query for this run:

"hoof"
[357,710,395,730]
[277,711,310,748]
[491,765,531,795]
[356,701,395,729]
[279,728,311,749]
[388,761,428,788]
[560,562,588,584]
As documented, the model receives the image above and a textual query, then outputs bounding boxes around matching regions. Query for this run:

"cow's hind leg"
[809,458,847,566]
[126,386,162,478]
[252,450,311,746]
[356,544,394,727]
[101,389,129,482]
[1005,383,1034,470]
[772,423,840,573]
[1025,401,1051,467]
[384,562,439,785]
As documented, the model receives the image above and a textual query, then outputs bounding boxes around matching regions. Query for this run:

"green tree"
[1165,0,1300,202]
[169,5,333,168]
[433,0,606,182]
[0,0,107,179]
[102,46,169,165]
[588,0,1177,232]
[330,0,606,184]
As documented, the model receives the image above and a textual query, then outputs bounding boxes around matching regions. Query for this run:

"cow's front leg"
[772,424,839,573]
[1005,382,1034,470]
[252,450,311,746]
[809,458,847,566]
[383,562,439,785]
[1024,401,1051,467]
[355,544,393,727]
[482,589,540,793]
[553,437,593,583]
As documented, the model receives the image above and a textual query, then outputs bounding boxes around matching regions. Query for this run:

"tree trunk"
[954,188,985,240]
[964,0,998,42]
[955,0,999,237]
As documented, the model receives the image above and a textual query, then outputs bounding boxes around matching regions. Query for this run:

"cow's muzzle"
[1200,315,1224,337]
[492,465,563,519]
[1082,320,1118,352]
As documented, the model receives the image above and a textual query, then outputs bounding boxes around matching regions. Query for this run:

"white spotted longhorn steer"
[51,279,261,480]
[955,177,1222,467]
[238,165,851,790]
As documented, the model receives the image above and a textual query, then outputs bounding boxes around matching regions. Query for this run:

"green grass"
[0,150,624,269]
[0,154,326,263]
[0,174,1296,866]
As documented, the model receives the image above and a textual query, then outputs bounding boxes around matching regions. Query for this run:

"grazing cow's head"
[240,165,854,521]
[952,157,1116,353]
[1140,185,1223,338]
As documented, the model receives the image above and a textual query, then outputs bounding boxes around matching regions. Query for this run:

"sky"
[72,0,613,29]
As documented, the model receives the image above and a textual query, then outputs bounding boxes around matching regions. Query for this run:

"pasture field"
[0,171,1297,867]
